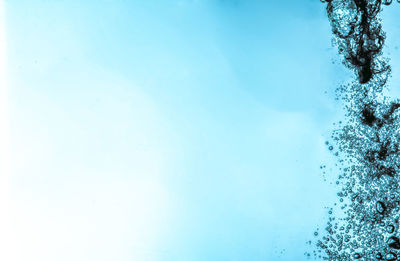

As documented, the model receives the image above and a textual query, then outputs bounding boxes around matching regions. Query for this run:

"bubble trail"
[311,0,400,260]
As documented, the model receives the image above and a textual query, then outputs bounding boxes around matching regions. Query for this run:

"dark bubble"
[361,105,377,126]
[377,201,386,214]
[383,0,393,5]
[388,236,400,249]
[359,65,373,84]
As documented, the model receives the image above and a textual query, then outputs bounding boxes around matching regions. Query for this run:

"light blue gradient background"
[6,1,400,260]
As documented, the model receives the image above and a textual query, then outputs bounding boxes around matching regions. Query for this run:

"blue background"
[6,1,400,260]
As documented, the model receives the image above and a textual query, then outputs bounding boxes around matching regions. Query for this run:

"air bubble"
[383,0,393,5]
[376,201,386,214]
[310,0,400,259]
[386,252,397,261]
[388,236,400,249]
[387,225,395,233]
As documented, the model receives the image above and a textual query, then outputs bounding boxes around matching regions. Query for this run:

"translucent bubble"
[383,0,393,4]
[387,225,395,233]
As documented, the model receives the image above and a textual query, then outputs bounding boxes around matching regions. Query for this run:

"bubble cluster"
[326,0,389,84]
[311,1,400,260]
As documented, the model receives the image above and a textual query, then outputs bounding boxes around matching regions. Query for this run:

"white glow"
[0,0,7,176]
[0,3,176,258]
[0,0,10,258]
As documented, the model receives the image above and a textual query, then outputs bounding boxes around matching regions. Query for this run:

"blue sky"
[6,1,400,260]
